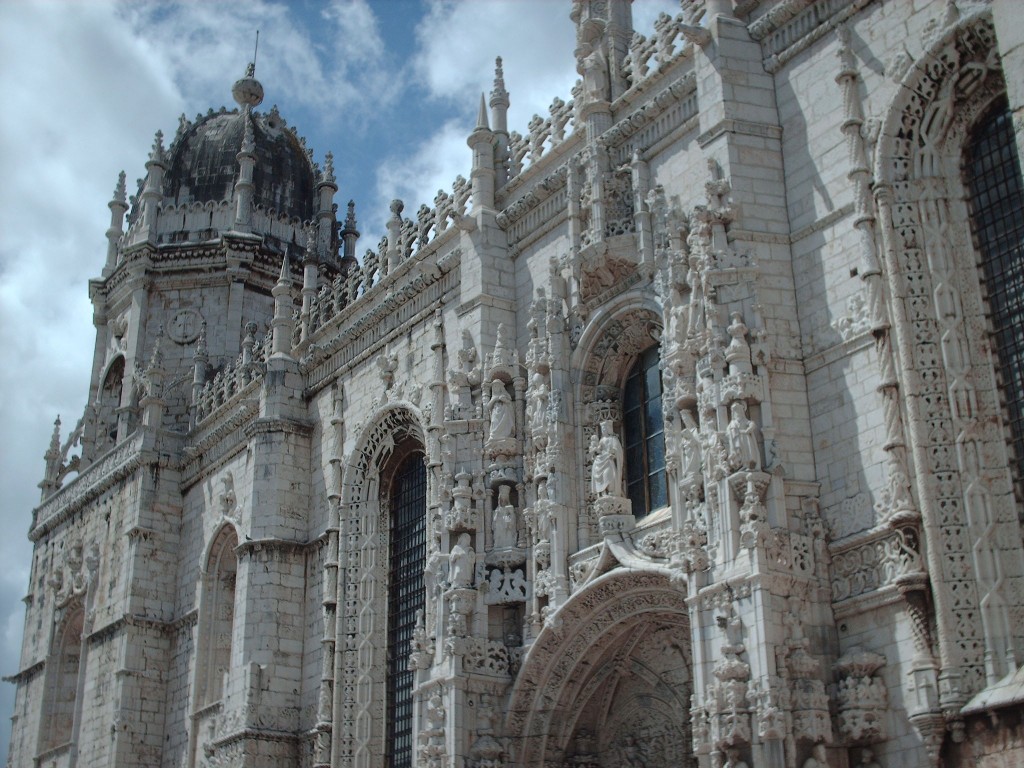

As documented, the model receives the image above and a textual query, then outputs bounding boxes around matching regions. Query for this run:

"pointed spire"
[48,416,62,456]
[278,250,292,286]
[112,171,127,205]
[476,93,490,131]
[271,253,295,358]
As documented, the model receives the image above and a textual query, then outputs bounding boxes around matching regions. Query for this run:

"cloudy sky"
[0,0,667,759]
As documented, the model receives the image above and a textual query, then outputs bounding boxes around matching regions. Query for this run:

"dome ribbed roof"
[161,107,316,222]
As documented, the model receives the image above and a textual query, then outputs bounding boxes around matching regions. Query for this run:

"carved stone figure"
[578,41,608,103]
[802,744,830,768]
[726,311,752,375]
[590,420,624,497]
[680,409,703,482]
[486,379,514,441]
[527,372,549,436]
[449,533,475,588]
[726,401,760,471]
[492,484,518,549]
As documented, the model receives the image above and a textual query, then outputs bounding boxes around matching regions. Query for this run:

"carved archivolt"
[873,7,1023,695]
[505,569,692,768]
[336,404,426,768]
[577,305,662,406]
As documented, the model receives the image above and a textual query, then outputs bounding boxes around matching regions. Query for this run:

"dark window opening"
[386,453,426,768]
[964,98,1024,499]
[623,345,668,518]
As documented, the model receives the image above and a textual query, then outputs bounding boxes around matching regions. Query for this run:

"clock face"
[168,308,203,344]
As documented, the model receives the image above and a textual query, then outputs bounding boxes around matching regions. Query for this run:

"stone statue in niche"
[680,409,703,483]
[726,311,753,375]
[578,40,608,103]
[492,484,518,549]
[801,743,830,768]
[449,533,475,588]
[726,401,761,471]
[526,372,549,438]
[486,379,514,441]
[590,420,624,498]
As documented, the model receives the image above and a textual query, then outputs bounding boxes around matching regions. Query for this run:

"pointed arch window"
[42,604,84,750]
[197,526,238,707]
[964,98,1024,494]
[386,453,426,768]
[623,345,668,518]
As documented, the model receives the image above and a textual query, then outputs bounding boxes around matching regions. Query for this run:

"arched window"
[385,453,426,768]
[98,356,125,447]
[623,345,667,518]
[43,605,84,749]
[964,98,1024,495]
[197,526,238,707]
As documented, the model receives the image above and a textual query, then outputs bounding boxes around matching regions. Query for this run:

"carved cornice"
[235,537,310,560]
[243,416,315,439]
[31,433,146,542]
[602,73,697,150]
[2,659,44,685]
[495,166,569,230]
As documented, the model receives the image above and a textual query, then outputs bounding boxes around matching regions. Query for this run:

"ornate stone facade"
[8,2,1024,768]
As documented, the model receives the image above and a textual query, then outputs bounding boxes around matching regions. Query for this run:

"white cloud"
[412,0,578,135]
[372,119,472,238]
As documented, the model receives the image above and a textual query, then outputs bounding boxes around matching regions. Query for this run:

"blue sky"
[0,0,668,760]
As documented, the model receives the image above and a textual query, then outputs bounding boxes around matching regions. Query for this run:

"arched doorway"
[506,569,694,768]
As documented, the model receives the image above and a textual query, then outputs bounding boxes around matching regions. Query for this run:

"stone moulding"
[30,431,146,542]
[756,0,875,74]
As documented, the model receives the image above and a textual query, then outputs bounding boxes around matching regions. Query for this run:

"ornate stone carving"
[835,647,887,744]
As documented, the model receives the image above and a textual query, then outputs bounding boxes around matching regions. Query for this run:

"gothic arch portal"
[334,403,427,768]
[505,569,694,768]
[872,6,1024,696]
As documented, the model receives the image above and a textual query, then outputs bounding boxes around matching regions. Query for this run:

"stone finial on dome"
[232,62,265,108]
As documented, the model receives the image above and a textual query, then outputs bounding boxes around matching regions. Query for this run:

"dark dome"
[161,107,317,221]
